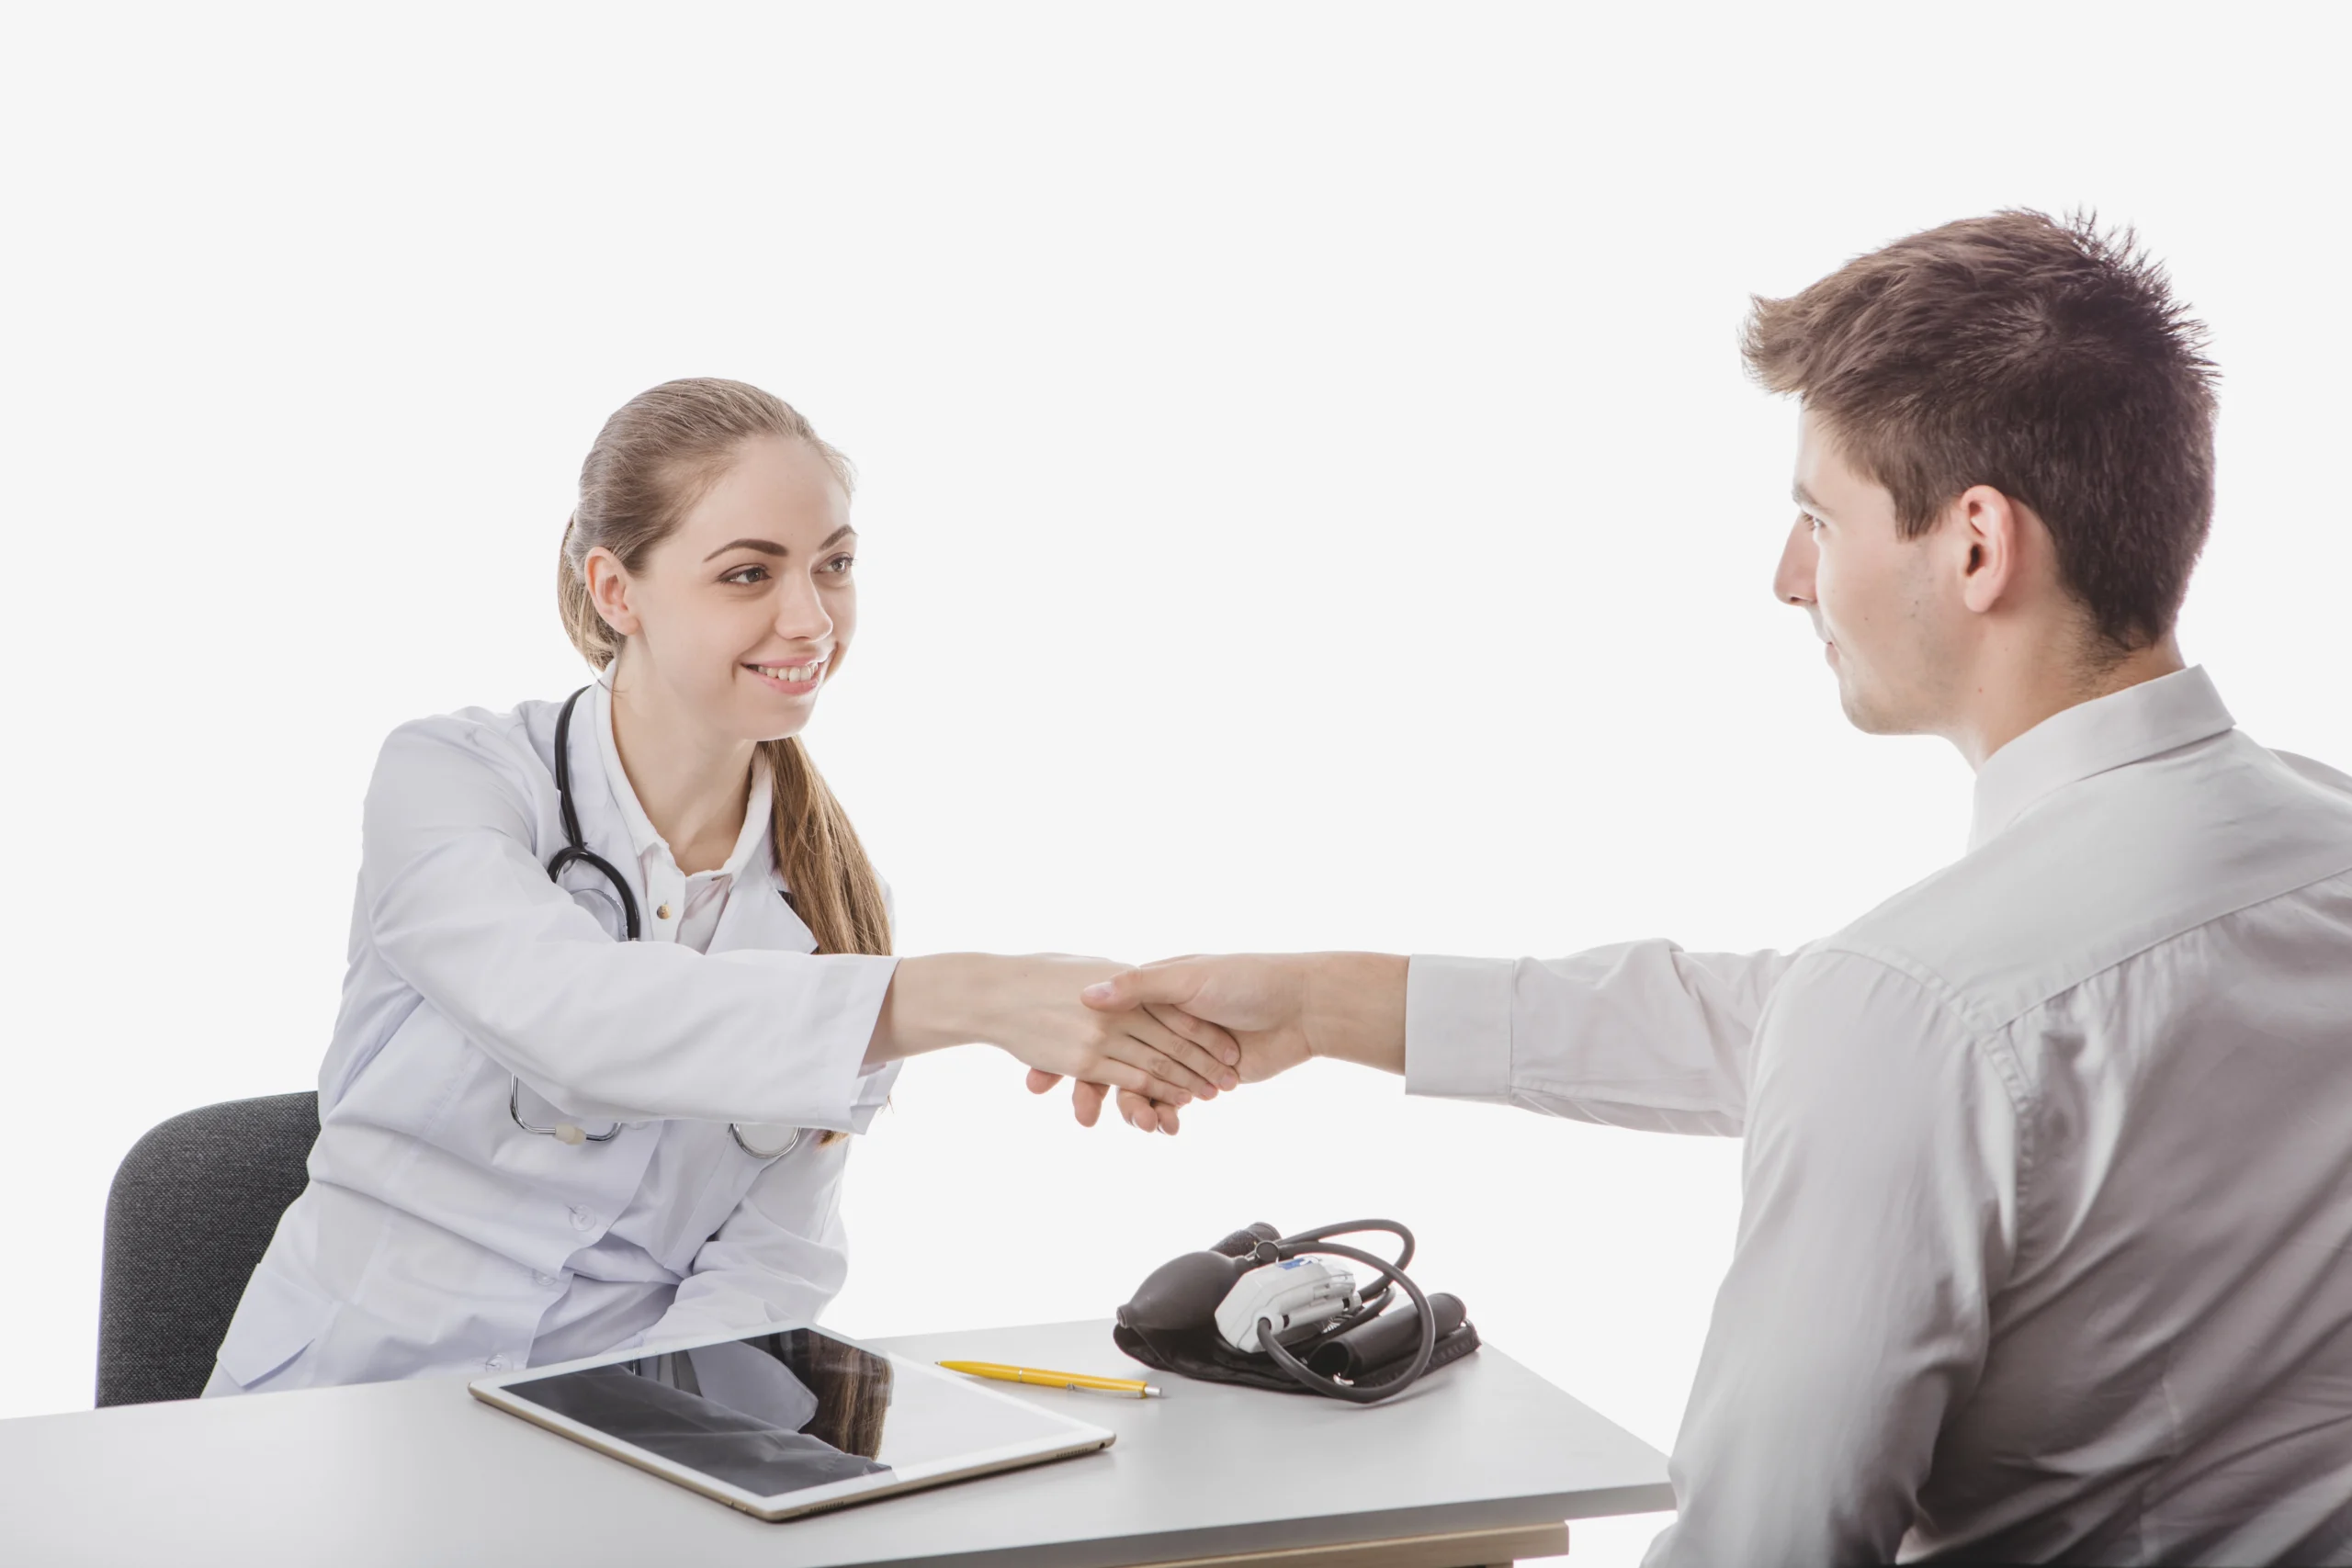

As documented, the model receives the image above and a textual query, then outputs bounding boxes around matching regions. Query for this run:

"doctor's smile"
[745,660,827,695]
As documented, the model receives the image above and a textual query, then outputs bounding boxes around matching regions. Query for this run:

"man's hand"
[1025,953,1408,1134]
[1083,955,1318,1081]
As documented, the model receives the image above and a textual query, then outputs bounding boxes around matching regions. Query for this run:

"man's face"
[1773,409,1961,735]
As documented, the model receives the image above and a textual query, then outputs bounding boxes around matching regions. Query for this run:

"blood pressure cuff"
[1112,1292,1479,1395]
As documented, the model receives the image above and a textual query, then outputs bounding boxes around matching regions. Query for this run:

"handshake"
[992,953,1407,1136]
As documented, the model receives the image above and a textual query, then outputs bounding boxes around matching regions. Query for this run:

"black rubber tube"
[1254,1235,1436,1404]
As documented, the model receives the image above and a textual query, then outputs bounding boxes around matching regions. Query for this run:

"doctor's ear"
[582,547,643,639]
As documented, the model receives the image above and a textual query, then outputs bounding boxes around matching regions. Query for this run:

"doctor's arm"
[639,1135,863,1348]
[361,720,1228,1129]
[1070,940,1798,1134]
[1641,952,2017,1567]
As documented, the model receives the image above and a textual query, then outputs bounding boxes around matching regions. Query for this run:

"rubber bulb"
[1118,1249,1250,1334]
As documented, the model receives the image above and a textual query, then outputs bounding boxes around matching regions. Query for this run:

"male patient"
[1058,213,2352,1563]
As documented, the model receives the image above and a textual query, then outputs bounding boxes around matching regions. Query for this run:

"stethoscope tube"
[507,685,802,1161]
[1250,1220,1437,1404]
[548,684,643,942]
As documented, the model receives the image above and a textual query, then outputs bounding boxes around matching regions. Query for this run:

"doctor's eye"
[720,563,772,586]
[820,554,855,576]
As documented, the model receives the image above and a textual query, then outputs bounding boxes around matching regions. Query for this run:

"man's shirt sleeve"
[1643,950,2023,1567]
[1405,942,1799,1134]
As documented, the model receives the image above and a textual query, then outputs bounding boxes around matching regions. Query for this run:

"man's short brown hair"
[1744,210,2217,650]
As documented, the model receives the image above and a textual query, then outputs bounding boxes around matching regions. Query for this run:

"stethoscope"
[505,684,805,1161]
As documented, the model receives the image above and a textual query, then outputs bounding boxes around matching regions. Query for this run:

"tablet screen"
[495,1326,1100,1505]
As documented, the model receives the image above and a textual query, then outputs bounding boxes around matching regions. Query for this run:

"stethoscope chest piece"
[729,1123,806,1159]
[509,1074,621,1144]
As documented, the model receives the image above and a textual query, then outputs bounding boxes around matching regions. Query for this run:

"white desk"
[0,1318,1672,1566]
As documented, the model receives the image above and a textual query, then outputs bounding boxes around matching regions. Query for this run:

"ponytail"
[763,736,893,957]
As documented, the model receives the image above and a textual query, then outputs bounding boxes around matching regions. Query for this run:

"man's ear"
[1954,484,2022,616]
[583,547,641,638]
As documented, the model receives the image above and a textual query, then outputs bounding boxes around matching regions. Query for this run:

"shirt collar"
[592,671,775,880]
[1968,665,2234,852]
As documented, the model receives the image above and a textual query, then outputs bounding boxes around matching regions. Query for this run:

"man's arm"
[1643,950,2019,1566]
[1072,942,1797,1134]
[1405,942,1796,1133]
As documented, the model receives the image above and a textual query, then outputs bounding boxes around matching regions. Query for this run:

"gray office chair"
[96,1091,320,1406]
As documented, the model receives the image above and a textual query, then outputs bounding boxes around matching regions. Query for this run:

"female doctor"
[205,378,1238,1396]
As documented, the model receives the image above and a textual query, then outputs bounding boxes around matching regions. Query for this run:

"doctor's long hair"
[555,378,894,964]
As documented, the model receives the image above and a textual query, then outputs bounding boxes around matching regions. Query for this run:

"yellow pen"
[937,1359,1164,1398]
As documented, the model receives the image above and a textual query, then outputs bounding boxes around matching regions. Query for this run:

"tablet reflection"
[512,1327,894,1496]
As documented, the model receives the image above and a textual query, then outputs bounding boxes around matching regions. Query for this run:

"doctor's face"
[599,434,858,744]
[1771,409,1961,736]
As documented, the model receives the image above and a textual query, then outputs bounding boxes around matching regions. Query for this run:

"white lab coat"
[205,693,901,1396]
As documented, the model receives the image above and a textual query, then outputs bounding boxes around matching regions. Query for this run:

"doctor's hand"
[1022,987,1250,1135]
[1025,953,1314,1134]
[871,954,1240,1112]
[1045,953,1408,1134]
[978,953,1244,1108]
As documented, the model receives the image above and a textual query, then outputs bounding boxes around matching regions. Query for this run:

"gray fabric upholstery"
[97,1092,319,1406]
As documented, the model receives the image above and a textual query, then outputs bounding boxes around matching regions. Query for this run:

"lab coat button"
[656,903,673,920]
[484,1354,507,1371]
[568,1206,595,1231]
[533,1271,558,1288]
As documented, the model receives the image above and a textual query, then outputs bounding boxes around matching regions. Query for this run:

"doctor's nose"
[1773,514,1815,608]
[771,573,834,641]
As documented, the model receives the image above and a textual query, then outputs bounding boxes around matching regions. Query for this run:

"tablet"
[469,1324,1115,1521]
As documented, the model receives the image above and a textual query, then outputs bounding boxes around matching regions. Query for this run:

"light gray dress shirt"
[1405,668,2352,1564]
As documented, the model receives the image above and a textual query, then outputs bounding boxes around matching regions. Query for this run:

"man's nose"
[1773,515,1815,607]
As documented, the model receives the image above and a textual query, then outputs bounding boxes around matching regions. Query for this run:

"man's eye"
[1804,513,1825,534]
[722,564,770,585]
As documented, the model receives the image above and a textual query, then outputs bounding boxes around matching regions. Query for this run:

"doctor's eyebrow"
[1791,481,1830,516]
[702,525,856,562]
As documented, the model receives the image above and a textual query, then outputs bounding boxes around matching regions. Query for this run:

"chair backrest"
[96,1091,320,1406]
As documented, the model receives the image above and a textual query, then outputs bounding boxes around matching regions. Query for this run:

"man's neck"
[607,656,757,874]
[1951,632,2187,771]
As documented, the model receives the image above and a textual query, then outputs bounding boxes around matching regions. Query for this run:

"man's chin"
[1837,679,1907,737]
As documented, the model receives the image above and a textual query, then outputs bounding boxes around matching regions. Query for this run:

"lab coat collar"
[591,671,775,882]
[708,852,819,955]
[1968,665,2234,852]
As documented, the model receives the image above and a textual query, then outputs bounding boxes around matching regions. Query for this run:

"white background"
[5,6,2349,1562]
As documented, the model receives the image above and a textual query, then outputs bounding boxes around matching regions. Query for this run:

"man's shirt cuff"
[1403,953,1516,1101]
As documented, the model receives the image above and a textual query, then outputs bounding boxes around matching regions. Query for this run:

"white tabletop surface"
[0,1317,1672,1567]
